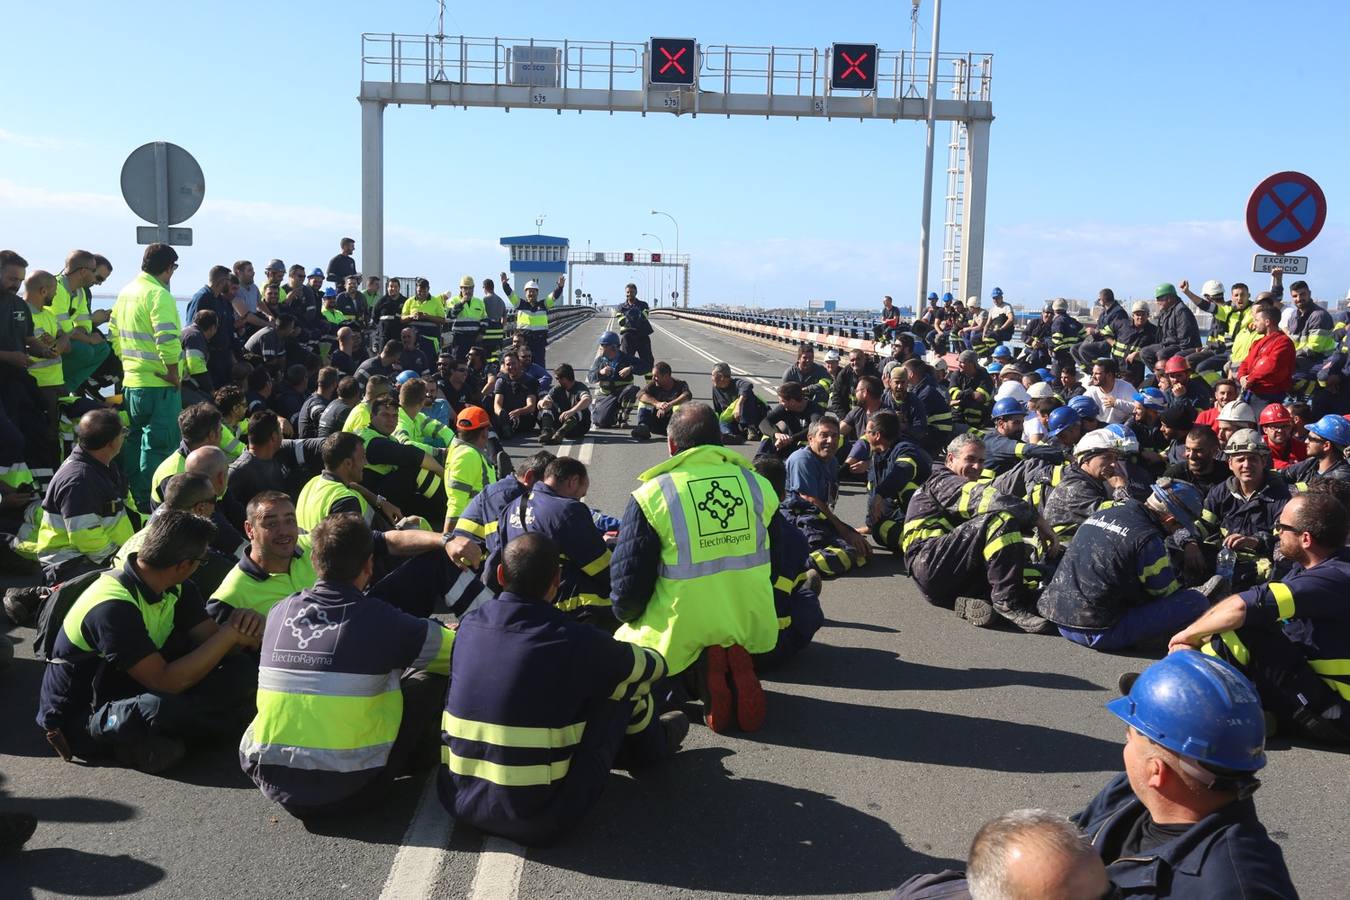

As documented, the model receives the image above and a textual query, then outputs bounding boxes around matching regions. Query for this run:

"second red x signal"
[831,43,878,91]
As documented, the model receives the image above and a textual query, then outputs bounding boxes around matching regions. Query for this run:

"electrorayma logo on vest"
[689,477,752,549]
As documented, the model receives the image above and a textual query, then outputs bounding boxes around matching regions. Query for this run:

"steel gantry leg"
[959,116,990,306]
[360,98,385,283]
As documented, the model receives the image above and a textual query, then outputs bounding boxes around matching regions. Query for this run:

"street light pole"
[641,232,665,306]
[651,209,680,306]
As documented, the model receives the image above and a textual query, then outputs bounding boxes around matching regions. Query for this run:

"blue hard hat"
[323,287,337,298]
[991,287,1004,298]
[942,292,954,303]
[1035,367,1053,381]
[395,370,420,385]
[1067,395,1101,420]
[987,361,1003,374]
[309,267,324,278]
[1108,650,1267,773]
[1150,477,1204,534]
[599,330,621,347]
[993,344,1012,358]
[1307,413,1350,447]
[927,292,939,301]
[991,397,1025,419]
[1133,387,1168,411]
[1045,406,1082,439]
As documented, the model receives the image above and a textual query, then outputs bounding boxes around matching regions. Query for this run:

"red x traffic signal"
[831,43,878,91]
[649,37,697,86]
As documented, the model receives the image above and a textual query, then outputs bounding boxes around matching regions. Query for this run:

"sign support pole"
[915,0,942,308]
[153,141,170,244]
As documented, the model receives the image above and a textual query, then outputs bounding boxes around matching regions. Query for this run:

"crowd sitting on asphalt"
[0,241,1340,895]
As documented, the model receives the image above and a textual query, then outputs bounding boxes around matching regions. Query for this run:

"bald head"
[967,809,1109,900]
[185,446,229,491]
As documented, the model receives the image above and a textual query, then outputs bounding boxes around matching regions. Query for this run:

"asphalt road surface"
[2,314,1346,899]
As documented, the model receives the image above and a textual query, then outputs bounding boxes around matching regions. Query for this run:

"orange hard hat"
[455,406,490,431]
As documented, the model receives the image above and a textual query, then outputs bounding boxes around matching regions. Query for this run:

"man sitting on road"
[901,433,1055,633]
[1170,490,1350,746]
[240,514,455,818]
[781,416,871,578]
[28,408,138,588]
[439,533,685,846]
[480,456,615,628]
[444,405,501,532]
[1080,652,1296,897]
[341,373,392,434]
[893,809,1112,899]
[611,404,785,733]
[631,360,691,441]
[1041,429,1132,545]
[1037,478,1220,652]
[148,402,223,507]
[982,397,1065,476]
[1279,413,1350,485]
[538,363,592,445]
[589,331,648,429]
[448,451,554,557]
[861,410,932,554]
[1197,429,1290,590]
[37,510,261,774]
[210,491,482,623]
[757,381,826,461]
[782,343,831,406]
[710,361,767,445]
[493,350,540,440]
[295,432,405,531]
[360,396,447,525]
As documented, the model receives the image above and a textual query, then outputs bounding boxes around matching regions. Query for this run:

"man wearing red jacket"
[1238,304,1294,406]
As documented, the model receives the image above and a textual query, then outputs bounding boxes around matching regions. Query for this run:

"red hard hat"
[1258,403,1292,426]
[1163,355,1189,374]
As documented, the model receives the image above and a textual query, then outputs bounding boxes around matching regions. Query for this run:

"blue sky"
[4,1,1349,310]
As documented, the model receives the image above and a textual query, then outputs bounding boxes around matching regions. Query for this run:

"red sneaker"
[697,645,734,733]
[725,644,766,732]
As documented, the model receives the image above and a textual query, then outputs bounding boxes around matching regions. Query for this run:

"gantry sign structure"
[358,34,994,304]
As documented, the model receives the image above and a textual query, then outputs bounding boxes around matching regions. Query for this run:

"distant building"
[500,234,569,301]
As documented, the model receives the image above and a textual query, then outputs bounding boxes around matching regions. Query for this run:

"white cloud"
[0,129,81,151]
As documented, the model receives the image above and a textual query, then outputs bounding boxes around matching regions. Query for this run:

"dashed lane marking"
[468,836,527,900]
[376,774,455,900]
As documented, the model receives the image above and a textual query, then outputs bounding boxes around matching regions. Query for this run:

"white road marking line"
[377,774,454,900]
[652,322,780,390]
[468,836,527,900]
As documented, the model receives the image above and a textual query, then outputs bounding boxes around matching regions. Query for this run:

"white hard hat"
[1130,300,1150,314]
[1201,279,1225,297]
[1027,382,1056,400]
[1073,428,1119,460]
[1052,298,1069,312]
[524,279,540,290]
[1225,428,1268,456]
[967,295,980,308]
[1218,400,1258,425]
[824,349,841,362]
[995,382,1030,404]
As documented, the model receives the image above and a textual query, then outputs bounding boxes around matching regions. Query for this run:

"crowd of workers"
[0,237,1341,896]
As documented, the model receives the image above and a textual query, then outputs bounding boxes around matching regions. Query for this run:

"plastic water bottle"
[1216,546,1236,581]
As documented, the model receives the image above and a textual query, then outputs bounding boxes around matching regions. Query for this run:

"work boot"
[994,603,1056,634]
[801,569,823,596]
[538,430,558,445]
[725,644,766,733]
[0,539,39,577]
[660,710,690,755]
[954,596,996,628]
[493,450,513,479]
[721,432,745,446]
[695,645,734,733]
[114,735,187,774]
[0,812,37,855]
[630,425,652,441]
[4,586,51,627]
